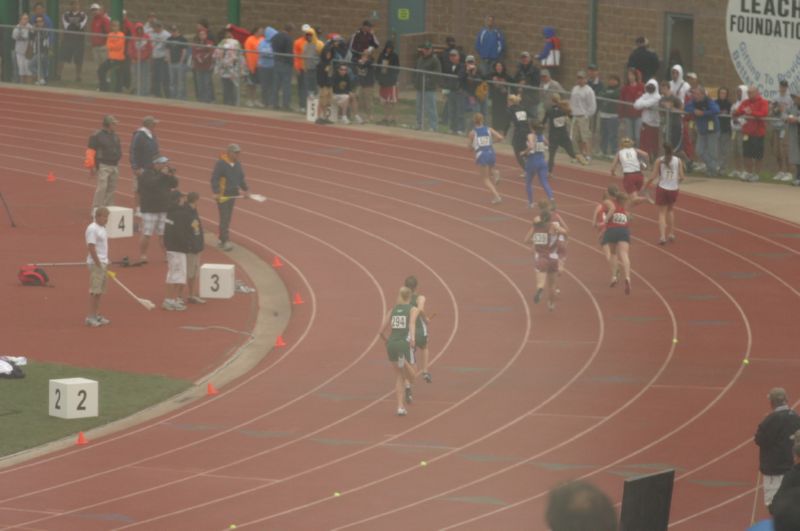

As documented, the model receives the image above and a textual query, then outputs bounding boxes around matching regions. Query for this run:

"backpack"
[18,265,49,286]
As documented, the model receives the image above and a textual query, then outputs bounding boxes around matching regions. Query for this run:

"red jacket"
[90,13,110,47]
[620,83,644,118]
[127,24,152,63]
[733,95,770,137]
[226,24,251,46]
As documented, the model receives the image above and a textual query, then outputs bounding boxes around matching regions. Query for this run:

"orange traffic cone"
[293,292,304,305]
[207,382,219,396]
[76,432,88,445]
[275,335,287,348]
[272,256,283,268]
[46,171,57,182]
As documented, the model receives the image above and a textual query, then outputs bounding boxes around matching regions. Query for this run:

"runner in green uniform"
[405,275,432,384]
[383,286,419,416]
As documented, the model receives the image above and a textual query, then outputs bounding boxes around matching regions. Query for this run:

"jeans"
[272,61,292,109]
[718,130,732,173]
[221,78,238,106]
[97,60,123,92]
[258,66,274,107]
[169,63,187,100]
[217,198,235,243]
[416,90,438,130]
[621,117,641,146]
[303,69,318,96]
[445,90,463,132]
[600,116,619,155]
[696,132,720,175]
[31,52,48,82]
[296,69,306,108]
[133,60,151,96]
[151,57,170,97]
[193,69,214,102]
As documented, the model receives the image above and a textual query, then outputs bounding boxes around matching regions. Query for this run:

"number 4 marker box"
[97,206,133,239]
[199,264,236,299]
[49,378,99,419]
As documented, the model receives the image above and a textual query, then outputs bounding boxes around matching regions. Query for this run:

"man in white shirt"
[569,70,597,162]
[86,207,110,327]
[149,20,172,98]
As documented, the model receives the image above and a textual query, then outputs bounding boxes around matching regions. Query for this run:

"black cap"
[362,19,372,27]
[780,79,789,87]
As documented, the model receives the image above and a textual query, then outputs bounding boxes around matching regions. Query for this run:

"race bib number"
[390,315,407,329]
[553,116,567,128]
[533,232,549,245]
[611,212,628,225]
[535,141,546,152]
[663,169,674,181]
[477,135,491,147]
[621,150,636,163]
[707,120,715,132]
[515,111,527,121]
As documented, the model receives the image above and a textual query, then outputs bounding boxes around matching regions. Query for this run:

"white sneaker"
[747,173,760,182]
[396,407,408,416]
[162,299,186,311]
[354,114,364,125]
[737,171,748,181]
[780,172,795,182]
[340,116,350,125]
[773,172,784,180]
[694,162,707,172]
[254,100,265,108]
[85,316,102,327]
[245,100,255,108]
[95,315,111,325]
[491,196,503,204]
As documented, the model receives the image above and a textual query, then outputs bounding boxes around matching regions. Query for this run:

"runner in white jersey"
[645,142,685,245]
[610,137,650,205]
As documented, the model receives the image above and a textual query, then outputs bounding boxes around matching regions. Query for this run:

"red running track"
[1,86,800,530]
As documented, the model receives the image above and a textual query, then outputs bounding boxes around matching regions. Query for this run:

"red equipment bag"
[18,265,50,286]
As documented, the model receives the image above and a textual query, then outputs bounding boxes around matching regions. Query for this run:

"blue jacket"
[474,27,504,61]
[257,27,278,69]
[129,128,160,171]
[685,97,720,135]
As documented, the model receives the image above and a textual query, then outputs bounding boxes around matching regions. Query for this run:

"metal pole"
[588,0,598,66]
[0,0,16,81]
[109,0,123,25]
[421,72,426,129]
[227,0,240,26]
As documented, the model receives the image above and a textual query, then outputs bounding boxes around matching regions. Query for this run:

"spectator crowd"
[8,4,800,186]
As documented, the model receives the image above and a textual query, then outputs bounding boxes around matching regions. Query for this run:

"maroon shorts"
[379,86,398,104]
[535,255,559,274]
[655,187,679,206]
[623,171,644,194]
[640,124,660,161]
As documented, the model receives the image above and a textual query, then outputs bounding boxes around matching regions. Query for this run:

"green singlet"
[410,293,428,347]
[386,303,412,362]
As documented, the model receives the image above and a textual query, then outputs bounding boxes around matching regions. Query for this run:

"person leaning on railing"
[413,41,441,131]
[12,14,33,84]
[127,23,152,96]
[191,27,216,103]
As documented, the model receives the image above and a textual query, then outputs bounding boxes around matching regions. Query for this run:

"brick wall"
[59,0,741,92]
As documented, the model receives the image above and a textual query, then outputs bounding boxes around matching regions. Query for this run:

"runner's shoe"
[404,386,413,404]
[423,371,432,383]
[397,407,408,416]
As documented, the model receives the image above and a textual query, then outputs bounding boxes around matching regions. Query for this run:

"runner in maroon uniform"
[600,185,633,295]
[524,211,566,311]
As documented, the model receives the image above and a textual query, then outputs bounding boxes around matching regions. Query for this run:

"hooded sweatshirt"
[302,27,323,71]
[257,27,278,69]
[127,23,152,63]
[731,84,749,132]
[634,79,661,127]
[537,27,560,66]
[669,65,690,103]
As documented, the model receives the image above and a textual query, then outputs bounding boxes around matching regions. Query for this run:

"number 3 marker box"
[95,206,133,239]
[199,264,236,299]
[49,378,99,419]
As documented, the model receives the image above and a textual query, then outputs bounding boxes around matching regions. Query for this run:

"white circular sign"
[726,0,800,98]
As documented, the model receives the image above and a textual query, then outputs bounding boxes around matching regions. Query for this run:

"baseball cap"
[465,54,476,63]
[780,79,789,87]
[142,115,159,126]
[520,51,531,58]
[90,3,100,9]
[576,69,587,78]
[102,114,118,126]
[449,49,459,56]
[635,36,647,45]
[227,143,241,153]
[685,72,698,79]
[421,41,432,48]
[153,155,169,164]
[301,23,311,33]
[541,68,551,77]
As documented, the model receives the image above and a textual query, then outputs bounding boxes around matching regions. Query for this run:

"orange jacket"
[293,35,306,71]
[244,34,263,74]
[106,31,125,61]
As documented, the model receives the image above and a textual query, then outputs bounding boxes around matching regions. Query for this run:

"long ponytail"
[663,143,674,166]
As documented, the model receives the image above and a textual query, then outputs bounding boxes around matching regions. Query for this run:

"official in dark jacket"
[129,115,160,213]
[211,143,249,251]
[137,155,178,263]
[771,436,800,514]
[755,387,800,508]
[87,114,122,209]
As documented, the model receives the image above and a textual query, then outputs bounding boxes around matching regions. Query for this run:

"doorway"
[664,13,693,80]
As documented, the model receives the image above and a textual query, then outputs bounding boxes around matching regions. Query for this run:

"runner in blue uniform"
[523,123,554,208]
[466,113,503,204]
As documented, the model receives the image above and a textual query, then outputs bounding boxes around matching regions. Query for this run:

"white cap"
[90,3,101,9]
[301,24,311,33]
